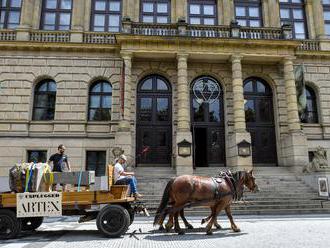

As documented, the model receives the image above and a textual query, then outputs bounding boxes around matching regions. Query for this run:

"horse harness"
[211,174,237,200]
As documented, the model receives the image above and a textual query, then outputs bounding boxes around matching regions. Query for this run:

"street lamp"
[178,139,192,157]
[237,140,251,157]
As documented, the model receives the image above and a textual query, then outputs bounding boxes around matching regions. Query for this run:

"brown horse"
[153,170,258,235]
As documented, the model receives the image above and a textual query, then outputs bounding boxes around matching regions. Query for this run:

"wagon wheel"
[126,205,135,225]
[21,217,44,231]
[96,205,130,238]
[0,209,22,240]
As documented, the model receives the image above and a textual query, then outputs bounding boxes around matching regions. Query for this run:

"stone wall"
[0,51,122,174]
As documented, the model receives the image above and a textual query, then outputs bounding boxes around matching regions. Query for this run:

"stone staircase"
[134,166,330,216]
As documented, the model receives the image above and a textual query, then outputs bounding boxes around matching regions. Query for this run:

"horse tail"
[153,178,175,226]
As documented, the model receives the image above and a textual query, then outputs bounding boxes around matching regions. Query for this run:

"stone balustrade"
[0,23,324,52]
[0,30,16,41]
[297,40,321,51]
[29,30,71,43]
[83,32,116,44]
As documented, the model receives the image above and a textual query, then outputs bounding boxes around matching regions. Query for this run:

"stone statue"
[303,146,329,173]
[294,65,307,121]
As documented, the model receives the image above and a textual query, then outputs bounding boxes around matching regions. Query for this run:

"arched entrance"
[244,77,277,165]
[190,76,225,167]
[136,75,172,166]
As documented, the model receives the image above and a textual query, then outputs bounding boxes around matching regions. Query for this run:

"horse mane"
[231,171,246,201]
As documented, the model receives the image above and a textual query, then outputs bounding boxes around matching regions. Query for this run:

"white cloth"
[114,162,126,183]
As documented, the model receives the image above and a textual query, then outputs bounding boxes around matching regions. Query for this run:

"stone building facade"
[1,0,330,176]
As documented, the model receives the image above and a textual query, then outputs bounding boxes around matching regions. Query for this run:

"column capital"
[230,54,243,63]
[176,53,189,61]
[120,51,133,60]
[282,56,296,64]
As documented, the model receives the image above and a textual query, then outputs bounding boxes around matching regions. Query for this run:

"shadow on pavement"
[144,228,248,241]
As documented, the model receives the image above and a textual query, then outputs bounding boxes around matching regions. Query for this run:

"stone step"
[148,208,330,216]
[145,203,326,210]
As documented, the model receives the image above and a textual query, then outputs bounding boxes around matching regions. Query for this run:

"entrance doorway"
[136,75,172,166]
[191,76,225,167]
[194,128,207,167]
[244,77,277,165]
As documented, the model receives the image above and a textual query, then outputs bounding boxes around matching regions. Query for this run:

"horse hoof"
[215,224,222,230]
[187,224,194,229]
[233,228,241,233]
[159,225,165,231]
[177,230,185,235]
[206,231,213,235]
[201,219,205,225]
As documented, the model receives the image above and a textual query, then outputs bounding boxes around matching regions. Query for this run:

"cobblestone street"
[1,215,330,248]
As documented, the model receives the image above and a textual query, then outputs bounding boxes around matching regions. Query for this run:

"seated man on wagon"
[114,154,142,199]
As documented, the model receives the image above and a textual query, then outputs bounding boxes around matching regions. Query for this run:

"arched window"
[88,81,112,121]
[301,86,318,123]
[0,0,22,29]
[33,79,57,120]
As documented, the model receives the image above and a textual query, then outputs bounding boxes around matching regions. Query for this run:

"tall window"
[40,0,72,30]
[86,151,106,176]
[140,0,170,23]
[188,0,217,25]
[0,0,22,29]
[88,81,112,121]
[234,0,262,27]
[323,0,330,36]
[301,86,318,123]
[91,0,121,32]
[27,151,47,163]
[279,0,307,39]
[33,79,57,121]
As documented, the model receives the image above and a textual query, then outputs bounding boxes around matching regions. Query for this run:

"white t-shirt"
[114,162,126,183]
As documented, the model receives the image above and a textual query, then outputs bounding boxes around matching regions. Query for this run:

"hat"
[119,154,127,161]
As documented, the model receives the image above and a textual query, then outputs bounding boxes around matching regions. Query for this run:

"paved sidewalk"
[1,215,330,248]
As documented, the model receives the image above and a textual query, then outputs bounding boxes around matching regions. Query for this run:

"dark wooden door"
[136,75,172,166]
[244,78,277,165]
[191,76,225,167]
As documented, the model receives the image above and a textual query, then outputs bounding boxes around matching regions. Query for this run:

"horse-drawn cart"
[0,165,137,239]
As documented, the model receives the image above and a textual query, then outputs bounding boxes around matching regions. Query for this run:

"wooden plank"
[108,164,114,189]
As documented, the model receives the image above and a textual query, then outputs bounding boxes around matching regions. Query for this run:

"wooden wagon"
[0,165,136,239]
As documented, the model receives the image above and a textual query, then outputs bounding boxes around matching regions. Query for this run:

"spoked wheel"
[96,205,130,238]
[21,217,43,231]
[0,209,22,240]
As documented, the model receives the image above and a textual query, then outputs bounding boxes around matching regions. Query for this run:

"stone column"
[305,0,316,39]
[176,0,187,22]
[71,0,85,42]
[311,0,326,39]
[227,55,252,169]
[266,0,281,28]
[222,0,234,25]
[282,57,308,168]
[17,0,35,41]
[283,57,301,133]
[115,52,133,163]
[176,53,193,175]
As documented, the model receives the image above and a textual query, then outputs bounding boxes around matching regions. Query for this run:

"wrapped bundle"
[9,163,52,193]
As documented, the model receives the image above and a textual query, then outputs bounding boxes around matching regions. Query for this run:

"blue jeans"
[115,176,138,194]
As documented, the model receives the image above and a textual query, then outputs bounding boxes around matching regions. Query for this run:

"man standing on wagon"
[114,154,142,199]
[48,144,71,191]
